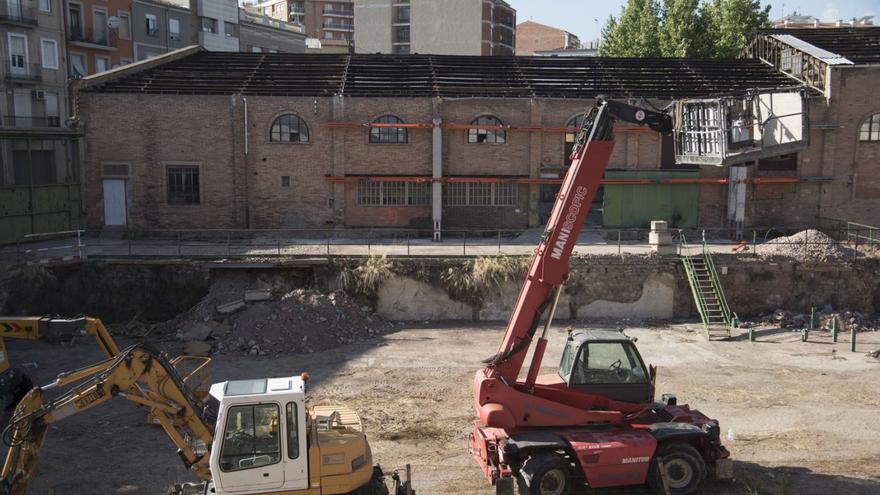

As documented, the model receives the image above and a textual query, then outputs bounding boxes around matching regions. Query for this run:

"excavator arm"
[0,344,217,495]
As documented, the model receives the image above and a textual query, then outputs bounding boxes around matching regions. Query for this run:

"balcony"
[4,62,41,82]
[68,27,117,50]
[322,8,352,17]
[0,1,37,27]
[323,21,353,31]
[2,116,61,128]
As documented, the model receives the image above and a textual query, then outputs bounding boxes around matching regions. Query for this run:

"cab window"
[571,342,647,385]
[220,404,281,472]
[286,402,299,459]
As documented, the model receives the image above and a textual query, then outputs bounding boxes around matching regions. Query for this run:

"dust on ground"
[4,322,879,495]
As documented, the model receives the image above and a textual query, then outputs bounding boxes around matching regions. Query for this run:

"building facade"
[354,0,514,55]
[0,0,82,242]
[515,20,578,56]
[194,0,238,51]
[256,0,351,53]
[239,7,305,53]
[65,0,134,75]
[131,0,192,61]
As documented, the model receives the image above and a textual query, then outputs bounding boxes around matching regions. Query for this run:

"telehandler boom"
[470,98,733,495]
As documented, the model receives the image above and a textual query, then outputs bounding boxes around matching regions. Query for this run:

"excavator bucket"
[674,90,808,166]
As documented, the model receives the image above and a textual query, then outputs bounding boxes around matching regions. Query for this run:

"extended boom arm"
[0,344,216,495]
[483,98,672,384]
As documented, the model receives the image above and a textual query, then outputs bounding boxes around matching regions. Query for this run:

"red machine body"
[469,99,731,494]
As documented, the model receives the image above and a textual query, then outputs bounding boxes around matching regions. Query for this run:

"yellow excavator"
[0,316,211,426]
[0,316,120,425]
[0,343,409,495]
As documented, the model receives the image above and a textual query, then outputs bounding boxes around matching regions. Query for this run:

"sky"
[507,0,878,43]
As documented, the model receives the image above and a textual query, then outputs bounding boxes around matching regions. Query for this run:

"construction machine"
[0,343,405,495]
[469,98,737,495]
[0,316,212,427]
[0,316,121,425]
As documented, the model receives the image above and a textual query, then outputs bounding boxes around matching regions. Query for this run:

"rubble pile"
[163,273,392,356]
[742,308,880,332]
[759,229,858,262]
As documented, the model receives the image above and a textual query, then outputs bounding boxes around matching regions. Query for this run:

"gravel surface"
[759,229,859,262]
[159,272,393,355]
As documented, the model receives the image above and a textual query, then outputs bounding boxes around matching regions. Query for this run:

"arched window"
[270,114,309,142]
[564,114,585,167]
[468,116,506,144]
[369,115,408,144]
[861,114,880,142]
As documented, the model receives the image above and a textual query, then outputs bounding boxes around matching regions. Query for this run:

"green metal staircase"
[681,234,734,340]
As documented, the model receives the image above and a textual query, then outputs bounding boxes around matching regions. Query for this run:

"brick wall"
[79,66,880,232]
[515,21,565,55]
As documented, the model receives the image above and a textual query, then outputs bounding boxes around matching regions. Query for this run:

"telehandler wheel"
[648,442,707,495]
[517,452,572,495]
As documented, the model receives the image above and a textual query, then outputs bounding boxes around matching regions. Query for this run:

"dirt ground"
[4,322,880,495]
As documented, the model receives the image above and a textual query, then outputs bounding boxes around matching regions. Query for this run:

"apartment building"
[131,0,192,61]
[1,0,83,241]
[239,6,305,53]
[515,20,578,56]
[65,0,134,75]
[194,0,239,51]
[256,0,352,52]
[354,0,514,55]
[774,13,874,28]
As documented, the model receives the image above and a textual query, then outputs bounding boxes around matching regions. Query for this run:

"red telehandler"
[469,98,733,495]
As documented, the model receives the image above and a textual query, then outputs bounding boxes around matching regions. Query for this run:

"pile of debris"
[162,273,393,356]
[759,229,858,262]
[742,308,880,332]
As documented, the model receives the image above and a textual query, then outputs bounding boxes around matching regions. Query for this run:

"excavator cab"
[557,330,654,403]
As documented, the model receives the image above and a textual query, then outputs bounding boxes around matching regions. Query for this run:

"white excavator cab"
[208,377,309,494]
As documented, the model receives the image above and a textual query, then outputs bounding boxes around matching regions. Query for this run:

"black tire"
[648,442,707,495]
[517,452,572,495]
[0,367,33,427]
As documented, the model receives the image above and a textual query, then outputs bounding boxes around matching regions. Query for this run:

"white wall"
[197,0,240,51]
[353,0,392,54]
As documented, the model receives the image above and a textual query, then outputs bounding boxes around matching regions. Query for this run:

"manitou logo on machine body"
[550,185,589,260]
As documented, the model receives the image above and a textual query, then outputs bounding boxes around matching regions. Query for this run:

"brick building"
[65,0,135,74]
[73,27,880,234]
[256,0,353,53]
[515,20,578,56]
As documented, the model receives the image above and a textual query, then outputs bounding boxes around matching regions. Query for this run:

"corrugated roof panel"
[770,34,854,65]
[86,52,801,98]
[762,27,880,65]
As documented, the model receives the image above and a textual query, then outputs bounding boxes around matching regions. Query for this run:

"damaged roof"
[761,27,880,65]
[85,51,799,99]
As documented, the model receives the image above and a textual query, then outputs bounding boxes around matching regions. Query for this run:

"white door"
[102,179,127,226]
[13,90,31,127]
[8,34,27,76]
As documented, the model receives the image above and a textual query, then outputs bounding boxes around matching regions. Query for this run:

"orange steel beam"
[324,122,654,134]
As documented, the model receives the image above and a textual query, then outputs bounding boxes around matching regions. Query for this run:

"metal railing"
[0,1,37,25]
[846,222,879,245]
[2,115,60,127]
[68,27,117,48]
[323,21,353,30]
[322,8,353,16]
[4,62,41,81]
[3,226,879,263]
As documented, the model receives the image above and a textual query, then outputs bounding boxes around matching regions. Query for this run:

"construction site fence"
[0,225,877,263]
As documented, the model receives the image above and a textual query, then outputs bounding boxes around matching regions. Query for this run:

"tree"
[599,0,771,58]
[599,0,662,57]
[660,0,708,57]
[702,0,771,58]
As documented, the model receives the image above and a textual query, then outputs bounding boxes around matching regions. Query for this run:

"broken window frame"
[468,116,506,144]
[860,114,880,142]
[270,114,310,143]
[369,115,408,144]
